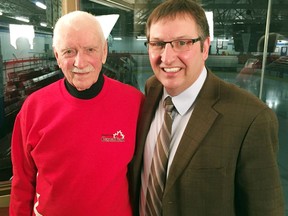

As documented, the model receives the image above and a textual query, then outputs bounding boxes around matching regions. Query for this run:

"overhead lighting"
[136,36,147,41]
[0,11,3,16]
[114,37,122,40]
[15,16,30,23]
[40,22,47,27]
[35,1,47,10]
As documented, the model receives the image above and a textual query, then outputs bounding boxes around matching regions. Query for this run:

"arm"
[9,113,37,216]
[235,108,285,215]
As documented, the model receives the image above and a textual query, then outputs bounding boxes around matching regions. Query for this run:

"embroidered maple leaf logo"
[113,130,125,139]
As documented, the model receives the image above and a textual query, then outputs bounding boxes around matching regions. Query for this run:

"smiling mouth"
[73,72,89,75]
[163,67,181,73]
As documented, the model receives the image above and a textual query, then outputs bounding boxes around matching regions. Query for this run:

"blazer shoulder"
[209,72,272,115]
[145,75,162,94]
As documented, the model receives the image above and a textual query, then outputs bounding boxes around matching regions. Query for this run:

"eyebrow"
[149,36,194,41]
[60,45,98,51]
[83,46,99,49]
[60,47,73,52]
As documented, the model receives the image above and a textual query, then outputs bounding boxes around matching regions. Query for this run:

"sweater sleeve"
[10,111,37,216]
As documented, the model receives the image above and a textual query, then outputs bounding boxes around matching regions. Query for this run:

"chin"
[74,82,93,91]
[76,87,87,91]
[75,84,91,91]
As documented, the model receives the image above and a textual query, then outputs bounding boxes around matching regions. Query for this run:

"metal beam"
[204,3,287,10]
[89,0,134,11]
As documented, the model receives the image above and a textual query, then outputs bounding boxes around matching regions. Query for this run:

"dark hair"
[145,0,210,50]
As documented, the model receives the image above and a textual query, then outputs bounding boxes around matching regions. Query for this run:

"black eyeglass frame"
[144,37,202,49]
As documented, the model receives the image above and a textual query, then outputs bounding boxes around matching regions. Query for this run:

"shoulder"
[221,78,266,108]
[146,75,160,87]
[21,79,63,109]
[208,71,266,107]
[144,75,162,95]
[104,75,144,98]
[206,71,273,118]
[27,79,62,97]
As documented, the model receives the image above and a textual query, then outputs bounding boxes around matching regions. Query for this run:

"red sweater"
[10,76,144,216]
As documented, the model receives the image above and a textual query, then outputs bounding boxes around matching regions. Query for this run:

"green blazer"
[129,70,285,216]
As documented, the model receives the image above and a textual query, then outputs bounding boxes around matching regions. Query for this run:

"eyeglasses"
[144,37,201,52]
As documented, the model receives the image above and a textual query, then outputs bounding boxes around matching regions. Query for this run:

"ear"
[101,41,108,64]
[53,48,61,68]
[202,37,211,61]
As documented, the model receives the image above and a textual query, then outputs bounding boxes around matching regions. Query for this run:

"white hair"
[52,11,105,48]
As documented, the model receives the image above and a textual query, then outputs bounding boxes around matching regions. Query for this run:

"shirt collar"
[163,67,207,116]
[64,71,104,99]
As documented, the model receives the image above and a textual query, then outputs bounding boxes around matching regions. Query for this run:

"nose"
[73,51,87,68]
[161,43,176,64]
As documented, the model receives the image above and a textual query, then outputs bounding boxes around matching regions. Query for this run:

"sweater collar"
[64,72,104,99]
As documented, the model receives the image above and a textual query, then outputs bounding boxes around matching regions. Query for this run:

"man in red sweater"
[9,11,144,215]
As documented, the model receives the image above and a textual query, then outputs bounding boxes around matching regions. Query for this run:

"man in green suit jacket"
[129,0,285,215]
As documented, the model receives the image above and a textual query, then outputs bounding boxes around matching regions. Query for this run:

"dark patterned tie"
[145,96,174,216]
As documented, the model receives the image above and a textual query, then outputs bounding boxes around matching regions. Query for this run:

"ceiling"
[0,0,287,38]
[0,0,46,25]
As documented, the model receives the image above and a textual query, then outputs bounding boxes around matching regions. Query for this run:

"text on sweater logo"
[101,130,125,142]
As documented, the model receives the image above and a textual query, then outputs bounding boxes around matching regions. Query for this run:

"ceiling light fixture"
[35,1,47,10]
[15,16,30,23]
[40,22,47,27]
[136,36,147,41]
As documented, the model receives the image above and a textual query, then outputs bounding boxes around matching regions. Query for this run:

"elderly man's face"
[54,23,107,91]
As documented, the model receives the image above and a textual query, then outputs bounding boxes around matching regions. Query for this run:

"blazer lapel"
[133,77,163,171]
[165,71,221,194]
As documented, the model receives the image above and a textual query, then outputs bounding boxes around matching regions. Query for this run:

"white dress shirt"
[139,67,207,215]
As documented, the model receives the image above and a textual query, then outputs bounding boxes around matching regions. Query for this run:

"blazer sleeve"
[235,107,285,215]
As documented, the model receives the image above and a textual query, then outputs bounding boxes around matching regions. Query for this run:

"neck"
[64,72,104,99]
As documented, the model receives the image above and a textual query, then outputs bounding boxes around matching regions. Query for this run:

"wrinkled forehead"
[62,20,102,36]
[53,13,105,47]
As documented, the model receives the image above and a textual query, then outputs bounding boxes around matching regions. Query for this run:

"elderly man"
[10,11,144,215]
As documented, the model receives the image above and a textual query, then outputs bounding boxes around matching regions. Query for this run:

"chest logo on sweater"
[101,130,125,142]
